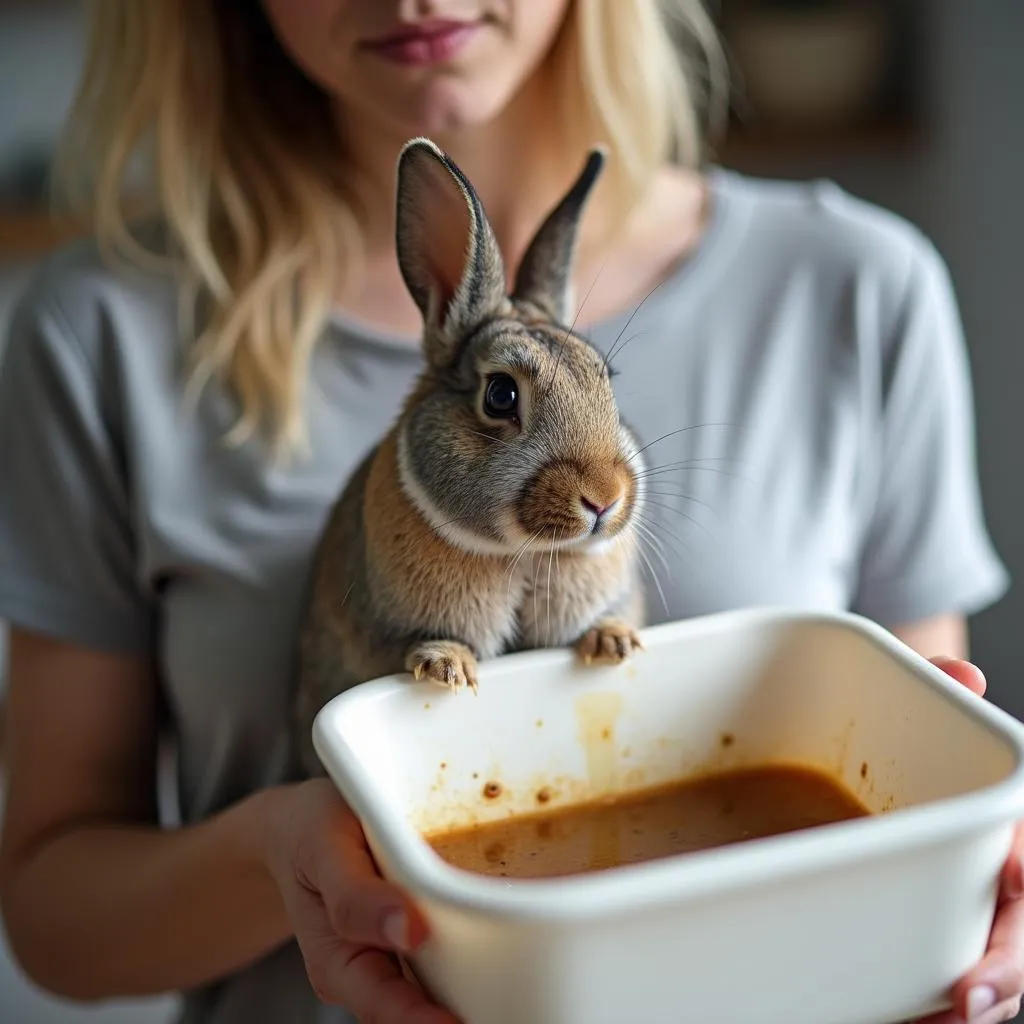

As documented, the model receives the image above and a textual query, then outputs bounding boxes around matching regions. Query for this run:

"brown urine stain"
[720,732,735,749]
[833,718,856,776]
[575,691,623,793]
[574,690,625,871]
[427,764,871,881]
[860,761,869,779]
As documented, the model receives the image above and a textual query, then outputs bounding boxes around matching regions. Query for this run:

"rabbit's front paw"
[406,641,479,694]
[574,619,643,665]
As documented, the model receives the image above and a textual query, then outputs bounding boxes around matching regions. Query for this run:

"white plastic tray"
[312,608,1024,1024]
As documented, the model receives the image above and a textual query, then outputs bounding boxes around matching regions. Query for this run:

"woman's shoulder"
[9,219,181,368]
[711,167,948,294]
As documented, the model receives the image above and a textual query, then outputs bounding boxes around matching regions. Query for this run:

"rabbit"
[292,136,647,778]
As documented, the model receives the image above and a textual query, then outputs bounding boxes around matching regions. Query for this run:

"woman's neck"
[329,69,709,341]
[335,68,586,278]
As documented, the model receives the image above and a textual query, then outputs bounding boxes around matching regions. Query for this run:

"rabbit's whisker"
[637,463,741,483]
[602,279,668,374]
[506,531,539,573]
[635,455,738,477]
[626,423,734,465]
[506,530,541,602]
[643,487,717,514]
[636,512,694,565]
[633,532,670,617]
[468,428,513,447]
[532,542,540,641]
[546,529,559,647]
[554,532,563,638]
[546,256,609,399]
[633,520,672,580]
[325,579,356,614]
[640,498,712,540]
[635,507,690,558]
[604,329,655,372]
[432,514,483,533]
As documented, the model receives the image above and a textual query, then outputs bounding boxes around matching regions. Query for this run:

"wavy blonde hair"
[56,0,727,455]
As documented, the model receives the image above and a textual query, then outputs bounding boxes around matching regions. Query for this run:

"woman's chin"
[362,77,519,139]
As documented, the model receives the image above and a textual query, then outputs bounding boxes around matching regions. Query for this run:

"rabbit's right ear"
[395,138,508,366]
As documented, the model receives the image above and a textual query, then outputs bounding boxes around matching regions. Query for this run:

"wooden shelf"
[0,206,88,262]
[714,115,925,170]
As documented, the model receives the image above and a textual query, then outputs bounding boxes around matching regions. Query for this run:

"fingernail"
[382,910,410,951]
[967,984,998,1019]
[1011,855,1024,898]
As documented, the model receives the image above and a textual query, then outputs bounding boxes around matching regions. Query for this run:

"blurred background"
[0,0,1020,1020]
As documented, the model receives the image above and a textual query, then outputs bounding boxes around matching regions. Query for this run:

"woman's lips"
[362,20,481,67]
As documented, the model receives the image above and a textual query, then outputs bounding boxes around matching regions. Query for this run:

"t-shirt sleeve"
[852,235,1009,627]
[0,276,155,655]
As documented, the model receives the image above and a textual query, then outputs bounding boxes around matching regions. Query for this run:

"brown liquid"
[426,765,870,879]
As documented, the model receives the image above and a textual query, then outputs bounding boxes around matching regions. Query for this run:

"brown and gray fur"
[293,137,647,777]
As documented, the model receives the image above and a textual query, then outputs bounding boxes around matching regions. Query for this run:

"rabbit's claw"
[406,641,479,694]
[575,619,643,666]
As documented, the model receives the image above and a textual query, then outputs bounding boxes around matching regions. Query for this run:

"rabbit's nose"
[580,495,622,532]
[581,496,615,518]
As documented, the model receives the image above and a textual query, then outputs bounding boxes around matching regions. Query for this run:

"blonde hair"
[56,0,727,455]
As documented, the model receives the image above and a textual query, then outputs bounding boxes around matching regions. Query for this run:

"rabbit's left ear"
[395,137,508,366]
[512,147,606,325]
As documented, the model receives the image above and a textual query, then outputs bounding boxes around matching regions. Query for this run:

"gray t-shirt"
[0,168,1009,1023]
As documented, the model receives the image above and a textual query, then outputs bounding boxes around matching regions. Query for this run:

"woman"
[0,2,1017,1023]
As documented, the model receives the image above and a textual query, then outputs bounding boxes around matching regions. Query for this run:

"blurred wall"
[0,1,83,198]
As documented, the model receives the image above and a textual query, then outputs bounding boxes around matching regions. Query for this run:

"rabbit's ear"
[512,147,606,325]
[396,137,508,365]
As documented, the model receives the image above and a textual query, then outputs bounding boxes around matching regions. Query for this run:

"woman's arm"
[0,627,292,1000]
[890,613,968,661]
[0,627,453,1023]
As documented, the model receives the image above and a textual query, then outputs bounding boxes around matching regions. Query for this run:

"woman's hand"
[263,778,460,1024]
[915,657,1024,1024]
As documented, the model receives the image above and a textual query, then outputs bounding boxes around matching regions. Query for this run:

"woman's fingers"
[337,944,462,1024]
[915,896,1024,1023]
[916,658,1024,1023]
[998,824,1024,902]
[949,894,1024,1020]
[282,877,352,1005]
[302,801,429,952]
[270,781,456,1019]
[316,837,424,953]
[930,655,987,697]
[287,882,456,1020]
[919,992,1023,1023]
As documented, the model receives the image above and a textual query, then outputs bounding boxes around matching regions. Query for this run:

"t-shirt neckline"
[326,164,742,354]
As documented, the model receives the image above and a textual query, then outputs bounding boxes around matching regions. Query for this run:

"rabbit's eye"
[483,373,519,420]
